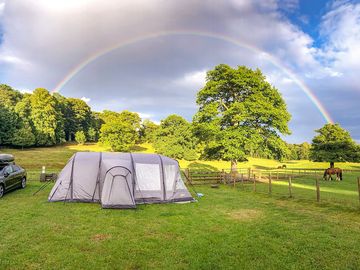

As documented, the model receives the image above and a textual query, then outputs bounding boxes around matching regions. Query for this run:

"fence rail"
[182,168,360,207]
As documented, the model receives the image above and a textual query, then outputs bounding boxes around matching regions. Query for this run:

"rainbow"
[52,30,334,123]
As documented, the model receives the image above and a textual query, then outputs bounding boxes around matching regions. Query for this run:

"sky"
[0,0,359,143]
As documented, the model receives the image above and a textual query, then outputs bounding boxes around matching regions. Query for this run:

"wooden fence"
[182,168,360,206]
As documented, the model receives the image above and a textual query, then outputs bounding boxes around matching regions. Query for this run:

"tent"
[48,152,194,208]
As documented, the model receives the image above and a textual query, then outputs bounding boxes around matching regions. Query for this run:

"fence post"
[288,176,292,198]
[276,172,279,180]
[357,177,360,205]
[241,173,244,188]
[184,168,191,184]
[233,170,236,188]
[269,172,272,195]
[221,169,225,184]
[316,175,320,202]
[253,173,256,192]
[248,168,251,181]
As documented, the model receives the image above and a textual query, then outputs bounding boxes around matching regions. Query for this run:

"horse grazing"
[323,168,343,181]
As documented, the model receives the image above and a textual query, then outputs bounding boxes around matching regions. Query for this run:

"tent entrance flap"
[101,168,135,209]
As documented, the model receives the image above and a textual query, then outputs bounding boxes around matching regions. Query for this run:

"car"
[0,157,27,198]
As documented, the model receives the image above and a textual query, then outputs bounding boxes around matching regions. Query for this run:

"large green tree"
[0,84,22,108]
[310,123,360,166]
[67,98,93,139]
[11,127,36,149]
[0,85,22,145]
[29,88,65,146]
[0,104,18,145]
[99,110,140,151]
[154,115,197,161]
[193,64,291,170]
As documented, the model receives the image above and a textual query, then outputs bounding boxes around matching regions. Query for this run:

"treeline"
[3,63,358,166]
[0,85,100,147]
[0,83,309,161]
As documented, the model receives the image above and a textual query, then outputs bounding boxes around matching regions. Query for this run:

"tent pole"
[158,155,166,201]
[92,152,102,202]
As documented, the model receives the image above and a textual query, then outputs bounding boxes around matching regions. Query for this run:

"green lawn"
[1,144,360,269]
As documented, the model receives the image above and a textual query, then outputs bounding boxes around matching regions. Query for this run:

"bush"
[11,127,36,148]
[75,131,86,145]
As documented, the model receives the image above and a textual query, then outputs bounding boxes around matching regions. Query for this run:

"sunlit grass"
[0,144,360,269]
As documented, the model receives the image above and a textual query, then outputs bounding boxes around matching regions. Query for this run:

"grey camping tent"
[48,152,194,208]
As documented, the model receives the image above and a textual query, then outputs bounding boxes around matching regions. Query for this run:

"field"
[0,144,360,269]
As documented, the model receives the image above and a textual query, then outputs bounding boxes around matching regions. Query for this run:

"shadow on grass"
[253,165,273,170]
[130,145,148,152]
[188,162,219,172]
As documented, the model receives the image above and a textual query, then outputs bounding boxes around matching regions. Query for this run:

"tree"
[0,84,22,108]
[139,119,159,143]
[99,110,140,151]
[15,94,33,128]
[298,142,310,160]
[0,104,18,145]
[154,115,197,160]
[193,64,291,170]
[68,98,92,135]
[75,130,86,145]
[310,123,360,166]
[287,142,310,160]
[87,127,97,142]
[11,127,36,149]
[29,88,65,146]
[0,85,22,145]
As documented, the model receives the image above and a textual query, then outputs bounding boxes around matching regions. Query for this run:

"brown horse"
[323,168,343,181]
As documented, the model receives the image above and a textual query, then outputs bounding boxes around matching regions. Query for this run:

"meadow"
[0,143,360,269]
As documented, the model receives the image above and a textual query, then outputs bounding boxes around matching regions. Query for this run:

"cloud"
[0,0,359,142]
[173,70,207,88]
[80,96,91,103]
[0,2,5,17]
[18,87,31,94]
[319,1,360,73]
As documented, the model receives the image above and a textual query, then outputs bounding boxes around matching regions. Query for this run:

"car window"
[4,166,13,175]
[12,165,21,172]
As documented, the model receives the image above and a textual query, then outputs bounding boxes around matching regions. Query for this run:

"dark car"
[0,163,27,198]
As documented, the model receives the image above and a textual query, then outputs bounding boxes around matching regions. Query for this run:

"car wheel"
[21,178,26,189]
[0,184,4,198]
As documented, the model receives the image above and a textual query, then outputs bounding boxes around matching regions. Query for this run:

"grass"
[0,144,360,269]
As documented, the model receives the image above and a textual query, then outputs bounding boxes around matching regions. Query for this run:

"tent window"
[135,163,161,191]
[164,165,177,191]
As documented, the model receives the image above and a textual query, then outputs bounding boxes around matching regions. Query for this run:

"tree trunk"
[231,160,238,172]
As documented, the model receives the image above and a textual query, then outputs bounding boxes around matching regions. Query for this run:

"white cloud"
[80,96,90,103]
[18,87,31,94]
[319,1,360,74]
[138,112,153,119]
[173,70,207,88]
[0,53,29,66]
[0,2,5,17]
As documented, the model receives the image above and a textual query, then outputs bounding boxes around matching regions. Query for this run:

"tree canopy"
[154,115,197,161]
[139,119,159,143]
[99,111,141,151]
[310,123,360,163]
[193,64,291,168]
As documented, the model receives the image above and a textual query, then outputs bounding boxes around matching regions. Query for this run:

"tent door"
[101,174,135,209]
